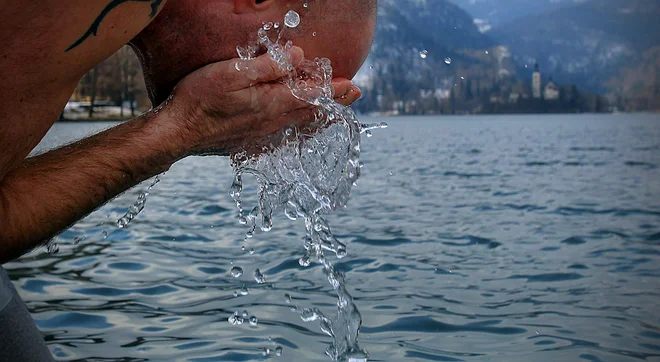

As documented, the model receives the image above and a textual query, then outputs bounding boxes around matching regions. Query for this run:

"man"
[0,0,377,359]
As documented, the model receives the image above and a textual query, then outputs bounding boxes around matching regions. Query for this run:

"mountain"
[354,0,519,113]
[606,46,660,111]
[490,0,660,93]
[446,0,581,31]
[374,0,493,53]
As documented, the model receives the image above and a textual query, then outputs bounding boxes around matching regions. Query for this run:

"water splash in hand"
[229,14,386,361]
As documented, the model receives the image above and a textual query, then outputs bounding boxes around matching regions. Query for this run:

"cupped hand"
[158,46,361,157]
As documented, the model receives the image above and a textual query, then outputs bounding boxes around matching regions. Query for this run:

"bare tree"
[87,67,98,118]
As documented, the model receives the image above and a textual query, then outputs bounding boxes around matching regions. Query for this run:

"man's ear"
[234,0,274,14]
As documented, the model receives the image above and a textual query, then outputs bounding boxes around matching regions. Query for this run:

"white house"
[544,81,560,101]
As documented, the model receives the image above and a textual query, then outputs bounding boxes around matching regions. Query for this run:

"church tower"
[532,63,542,99]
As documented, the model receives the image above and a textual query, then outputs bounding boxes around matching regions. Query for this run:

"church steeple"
[532,62,542,99]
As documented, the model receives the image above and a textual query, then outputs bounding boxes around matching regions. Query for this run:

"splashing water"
[43,173,163,254]
[116,175,162,228]
[231,11,385,362]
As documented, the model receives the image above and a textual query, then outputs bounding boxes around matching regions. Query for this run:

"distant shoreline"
[55,110,658,122]
[363,111,658,117]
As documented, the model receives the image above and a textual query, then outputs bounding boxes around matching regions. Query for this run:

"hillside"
[490,0,660,93]
[607,47,660,111]
[354,0,519,114]
[447,0,577,30]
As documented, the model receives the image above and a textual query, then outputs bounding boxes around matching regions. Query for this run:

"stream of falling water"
[229,10,385,362]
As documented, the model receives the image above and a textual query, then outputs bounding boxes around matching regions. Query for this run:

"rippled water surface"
[7,114,660,361]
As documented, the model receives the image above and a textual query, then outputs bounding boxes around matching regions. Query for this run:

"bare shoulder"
[0,0,167,180]
[1,0,167,81]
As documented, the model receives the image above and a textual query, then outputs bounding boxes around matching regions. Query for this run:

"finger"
[272,107,317,130]
[234,46,305,88]
[202,46,304,91]
[332,78,353,98]
[334,84,362,106]
[256,83,312,120]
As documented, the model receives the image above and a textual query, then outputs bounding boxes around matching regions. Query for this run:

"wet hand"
[158,47,361,157]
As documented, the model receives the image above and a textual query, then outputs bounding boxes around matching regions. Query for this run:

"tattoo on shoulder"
[65,0,164,52]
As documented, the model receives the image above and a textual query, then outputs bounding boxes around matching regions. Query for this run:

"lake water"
[6,114,660,362]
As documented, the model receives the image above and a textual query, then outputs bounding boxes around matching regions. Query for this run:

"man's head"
[130,0,378,105]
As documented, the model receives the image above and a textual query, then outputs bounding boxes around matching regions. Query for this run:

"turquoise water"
[6,114,660,361]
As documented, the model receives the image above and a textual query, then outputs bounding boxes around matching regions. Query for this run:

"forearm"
[0,111,183,263]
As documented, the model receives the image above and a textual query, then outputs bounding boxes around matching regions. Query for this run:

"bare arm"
[0,112,176,263]
[0,50,361,263]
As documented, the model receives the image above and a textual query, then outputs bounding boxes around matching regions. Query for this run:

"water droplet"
[275,346,283,356]
[263,22,273,31]
[303,2,309,8]
[241,310,249,319]
[230,266,244,278]
[299,257,311,267]
[249,207,259,219]
[285,294,292,304]
[284,10,301,28]
[285,202,298,220]
[485,50,489,54]
[249,247,256,255]
[228,311,244,325]
[254,269,266,284]
[263,347,271,356]
[274,22,280,29]
[461,76,465,80]
[101,230,108,239]
[236,45,254,60]
[241,245,246,252]
[312,31,317,37]
[45,240,59,254]
[419,49,428,59]
[240,285,249,296]
[233,291,239,297]
[249,315,258,326]
[444,57,452,65]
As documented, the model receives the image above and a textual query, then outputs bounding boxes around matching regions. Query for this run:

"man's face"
[290,10,377,80]
[132,0,378,104]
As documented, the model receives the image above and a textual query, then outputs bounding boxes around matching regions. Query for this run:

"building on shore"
[544,79,560,100]
[532,63,542,99]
